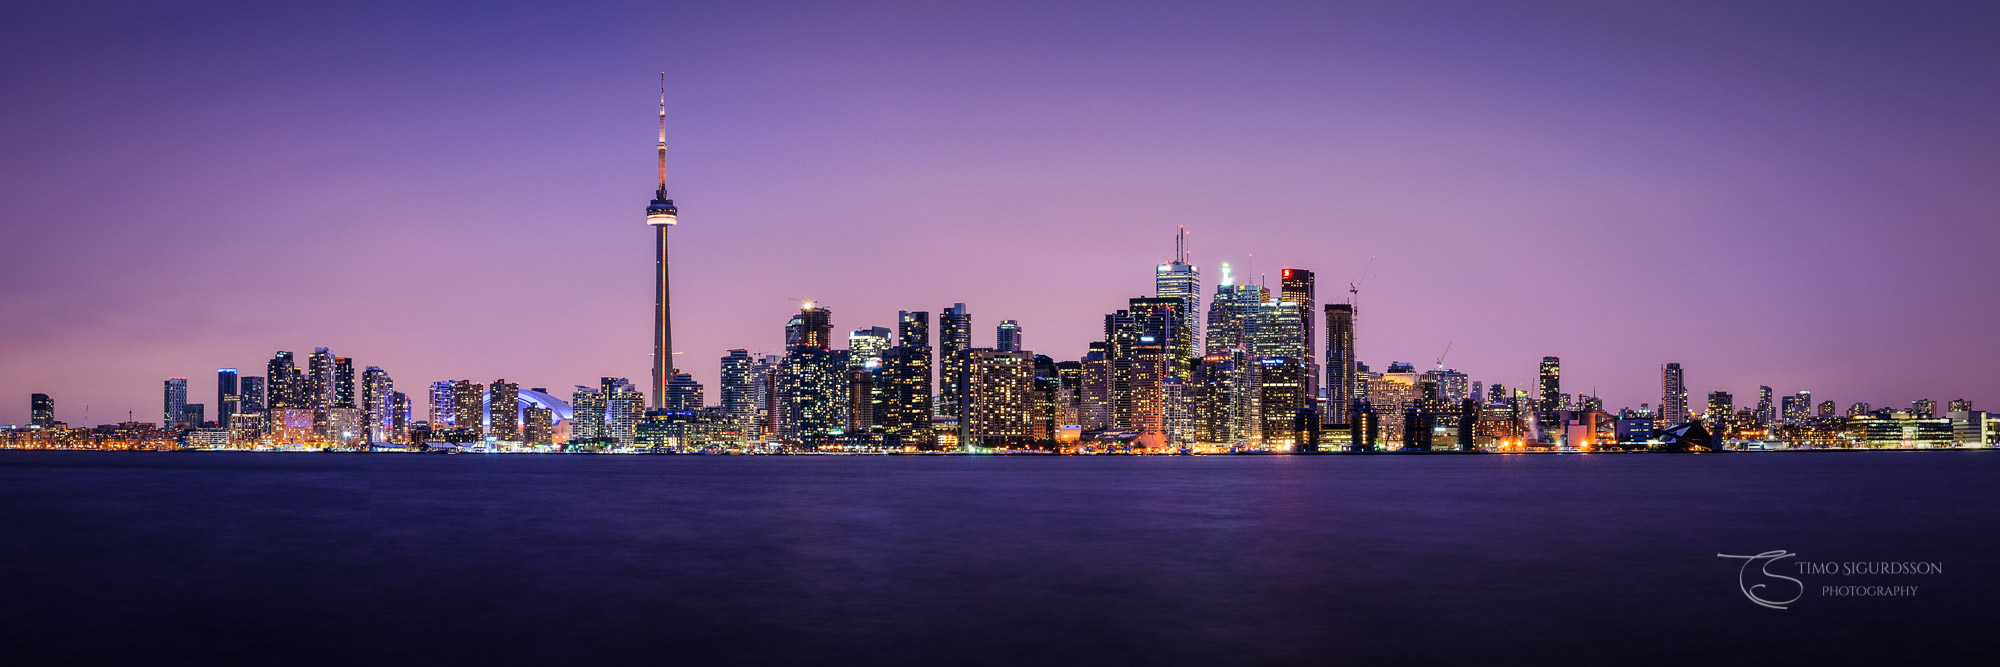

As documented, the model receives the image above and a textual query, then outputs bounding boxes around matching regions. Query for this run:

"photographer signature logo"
[1716,550,1805,609]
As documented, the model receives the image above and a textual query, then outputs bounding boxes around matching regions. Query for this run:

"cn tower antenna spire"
[656,72,668,196]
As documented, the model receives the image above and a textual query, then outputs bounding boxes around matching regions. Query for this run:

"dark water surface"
[1,451,1993,665]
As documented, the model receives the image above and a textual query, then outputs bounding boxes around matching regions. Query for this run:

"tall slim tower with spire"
[645,74,680,409]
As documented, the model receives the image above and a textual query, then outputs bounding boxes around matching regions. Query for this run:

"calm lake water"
[0,451,1992,665]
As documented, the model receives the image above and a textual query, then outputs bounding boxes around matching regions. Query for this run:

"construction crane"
[1347,256,1377,305]
[1435,342,1453,370]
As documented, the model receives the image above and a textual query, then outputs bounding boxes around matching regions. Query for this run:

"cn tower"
[645,74,679,409]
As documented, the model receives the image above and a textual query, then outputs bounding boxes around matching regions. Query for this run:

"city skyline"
[5,2,2000,425]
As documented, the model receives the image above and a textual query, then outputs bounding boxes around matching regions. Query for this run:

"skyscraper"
[1280,268,1316,400]
[961,349,1035,449]
[898,310,930,348]
[307,348,336,411]
[1660,363,1688,425]
[363,367,394,442]
[939,303,971,414]
[216,368,239,428]
[1537,357,1561,419]
[720,349,756,444]
[1205,265,1261,355]
[789,303,834,350]
[995,320,1023,353]
[1155,228,1201,358]
[645,75,682,410]
[453,381,485,440]
[266,351,299,411]
[333,357,356,408]
[1325,303,1355,424]
[30,393,54,427]
[240,376,265,415]
[1755,386,1775,424]
[428,380,455,428]
[489,379,519,441]
[163,378,188,428]
[848,326,893,367]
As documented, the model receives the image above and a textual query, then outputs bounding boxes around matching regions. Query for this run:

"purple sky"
[3,1,1997,425]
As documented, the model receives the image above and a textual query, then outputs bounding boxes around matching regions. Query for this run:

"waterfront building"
[1755,386,1775,424]
[961,349,1036,449]
[523,405,554,446]
[266,351,300,412]
[334,357,356,408]
[216,369,239,428]
[488,379,520,441]
[1848,402,1873,417]
[1080,343,1113,431]
[1817,400,1836,417]
[428,381,455,428]
[720,349,755,444]
[570,385,606,445]
[240,376,265,415]
[939,303,972,416]
[363,367,394,442]
[1660,363,1688,425]
[453,381,486,440]
[603,378,645,447]
[307,348,336,411]
[1257,357,1310,450]
[163,378,188,428]
[1323,303,1355,425]
[1192,349,1253,445]
[878,344,935,449]
[778,346,847,447]
[326,407,366,446]
[846,366,874,436]
[30,393,54,427]
[1706,391,1733,420]
[1537,357,1561,421]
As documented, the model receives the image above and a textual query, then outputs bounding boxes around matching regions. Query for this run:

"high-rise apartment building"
[961,349,1035,449]
[489,379,519,441]
[1913,399,1937,418]
[452,381,485,440]
[334,357,356,408]
[359,368,394,442]
[938,303,972,414]
[848,326,893,368]
[720,349,756,444]
[1325,303,1355,424]
[1660,363,1688,425]
[307,348,336,411]
[30,393,54,427]
[239,376,265,415]
[995,320,1023,353]
[164,378,188,428]
[1537,357,1561,419]
[427,380,455,428]
[216,368,239,428]
[266,351,299,411]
